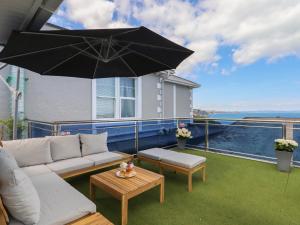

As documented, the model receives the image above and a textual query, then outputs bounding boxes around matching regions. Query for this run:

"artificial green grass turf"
[68,149,300,225]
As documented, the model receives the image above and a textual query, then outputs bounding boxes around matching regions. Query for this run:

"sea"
[208,111,300,120]
[203,111,300,163]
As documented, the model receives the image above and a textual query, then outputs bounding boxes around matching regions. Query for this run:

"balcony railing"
[27,117,300,165]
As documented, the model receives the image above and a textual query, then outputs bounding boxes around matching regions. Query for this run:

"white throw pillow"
[0,168,40,225]
[80,132,109,156]
[0,149,19,184]
[47,134,81,161]
[2,138,52,167]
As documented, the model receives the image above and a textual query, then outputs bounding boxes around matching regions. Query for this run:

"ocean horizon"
[208,111,300,120]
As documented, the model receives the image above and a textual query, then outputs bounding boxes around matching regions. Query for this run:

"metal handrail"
[26,117,300,165]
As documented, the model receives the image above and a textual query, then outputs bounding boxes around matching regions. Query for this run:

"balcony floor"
[69,149,300,225]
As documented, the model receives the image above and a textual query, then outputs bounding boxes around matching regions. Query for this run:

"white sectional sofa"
[0,133,132,225]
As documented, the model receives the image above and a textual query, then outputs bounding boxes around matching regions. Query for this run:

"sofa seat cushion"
[46,158,94,174]
[160,153,206,169]
[47,135,81,161]
[30,172,96,225]
[137,148,178,160]
[80,132,109,156]
[22,165,52,177]
[2,138,52,167]
[84,152,122,166]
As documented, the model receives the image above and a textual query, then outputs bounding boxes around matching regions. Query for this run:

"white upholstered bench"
[137,148,206,192]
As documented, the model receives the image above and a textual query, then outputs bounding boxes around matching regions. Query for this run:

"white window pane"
[121,99,135,118]
[96,78,115,97]
[120,78,135,97]
[97,97,115,118]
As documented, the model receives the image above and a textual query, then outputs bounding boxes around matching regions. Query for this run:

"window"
[96,78,136,119]
[120,78,135,118]
[96,78,115,118]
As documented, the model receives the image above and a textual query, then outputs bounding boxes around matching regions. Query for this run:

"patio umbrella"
[0,26,193,78]
[0,26,193,139]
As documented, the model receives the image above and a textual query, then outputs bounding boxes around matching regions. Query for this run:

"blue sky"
[48,0,300,111]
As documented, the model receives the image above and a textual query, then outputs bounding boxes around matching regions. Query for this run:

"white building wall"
[176,85,192,118]
[25,71,93,122]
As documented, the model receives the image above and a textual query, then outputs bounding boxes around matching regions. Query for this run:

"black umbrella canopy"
[0,26,193,78]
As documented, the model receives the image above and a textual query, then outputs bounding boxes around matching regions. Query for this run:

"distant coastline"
[208,111,300,120]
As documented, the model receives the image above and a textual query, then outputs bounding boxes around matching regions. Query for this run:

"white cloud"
[56,0,300,77]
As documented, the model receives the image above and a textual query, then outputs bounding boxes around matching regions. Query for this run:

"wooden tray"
[115,170,136,178]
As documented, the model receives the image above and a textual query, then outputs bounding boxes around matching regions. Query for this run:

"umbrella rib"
[111,46,137,76]
[114,40,192,53]
[21,31,99,40]
[0,41,88,61]
[108,42,132,61]
[83,37,101,57]
[113,42,173,70]
[110,27,141,38]
[93,42,103,79]
[70,46,99,60]
[41,40,99,75]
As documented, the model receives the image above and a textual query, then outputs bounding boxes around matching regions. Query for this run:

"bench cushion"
[80,132,108,156]
[2,138,52,167]
[84,152,122,166]
[30,172,96,225]
[161,153,206,169]
[47,135,81,161]
[22,165,52,177]
[46,158,93,174]
[137,148,178,160]
[1,169,40,225]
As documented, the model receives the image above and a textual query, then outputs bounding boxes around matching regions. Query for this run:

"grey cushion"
[2,138,52,167]
[22,165,52,177]
[46,158,94,174]
[161,152,206,168]
[84,152,122,166]
[80,132,109,156]
[0,169,40,225]
[47,135,81,161]
[30,172,96,225]
[137,148,178,160]
[0,149,19,182]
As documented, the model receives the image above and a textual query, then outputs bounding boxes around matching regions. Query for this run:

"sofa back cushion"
[80,132,109,156]
[0,168,40,225]
[48,134,81,161]
[2,138,52,167]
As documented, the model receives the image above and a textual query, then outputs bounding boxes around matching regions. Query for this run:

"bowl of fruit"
[116,162,136,178]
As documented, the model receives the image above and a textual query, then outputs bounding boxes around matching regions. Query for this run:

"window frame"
[93,77,140,120]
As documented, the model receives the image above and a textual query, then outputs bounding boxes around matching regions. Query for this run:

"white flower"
[120,162,128,169]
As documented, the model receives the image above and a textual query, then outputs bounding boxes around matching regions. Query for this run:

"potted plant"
[176,127,192,149]
[274,138,298,172]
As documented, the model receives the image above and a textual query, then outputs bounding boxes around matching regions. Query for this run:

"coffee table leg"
[90,181,95,201]
[121,195,128,225]
[160,177,164,203]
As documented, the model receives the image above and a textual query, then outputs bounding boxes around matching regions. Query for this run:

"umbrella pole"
[12,67,21,140]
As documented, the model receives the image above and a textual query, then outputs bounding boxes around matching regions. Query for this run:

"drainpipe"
[12,67,22,140]
[0,62,22,140]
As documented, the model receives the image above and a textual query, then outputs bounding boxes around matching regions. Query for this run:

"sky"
[48,0,300,111]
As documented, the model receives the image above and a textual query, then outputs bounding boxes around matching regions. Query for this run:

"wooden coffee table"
[90,167,164,225]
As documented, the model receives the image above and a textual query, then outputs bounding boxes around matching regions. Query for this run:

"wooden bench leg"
[159,166,163,175]
[201,166,206,182]
[160,177,165,203]
[90,181,95,201]
[188,173,192,192]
